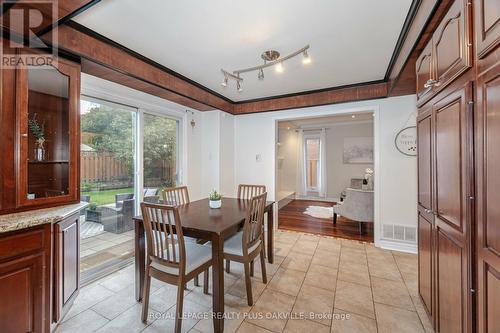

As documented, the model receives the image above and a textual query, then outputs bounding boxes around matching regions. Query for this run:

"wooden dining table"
[133,197,275,333]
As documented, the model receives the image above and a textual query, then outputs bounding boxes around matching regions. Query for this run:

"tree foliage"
[81,105,176,183]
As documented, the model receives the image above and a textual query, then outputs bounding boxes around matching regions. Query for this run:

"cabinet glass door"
[26,65,70,199]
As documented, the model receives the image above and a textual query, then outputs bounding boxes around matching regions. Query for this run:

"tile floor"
[80,230,135,274]
[56,230,434,333]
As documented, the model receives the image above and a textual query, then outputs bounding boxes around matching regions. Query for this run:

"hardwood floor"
[278,200,374,242]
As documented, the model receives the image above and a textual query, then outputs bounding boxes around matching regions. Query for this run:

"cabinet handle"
[424,79,439,89]
[425,209,432,214]
[21,133,28,138]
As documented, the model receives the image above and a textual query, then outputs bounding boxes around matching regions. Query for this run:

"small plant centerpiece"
[28,113,46,161]
[208,190,222,209]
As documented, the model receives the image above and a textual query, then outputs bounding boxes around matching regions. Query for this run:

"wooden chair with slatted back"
[226,184,267,274]
[237,184,266,200]
[162,186,206,286]
[163,186,190,205]
[140,202,212,333]
[222,192,267,305]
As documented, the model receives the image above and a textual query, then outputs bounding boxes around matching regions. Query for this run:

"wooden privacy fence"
[81,151,128,182]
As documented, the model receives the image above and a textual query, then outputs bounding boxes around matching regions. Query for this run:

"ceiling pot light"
[258,68,264,80]
[275,62,284,73]
[302,50,311,64]
[351,115,356,119]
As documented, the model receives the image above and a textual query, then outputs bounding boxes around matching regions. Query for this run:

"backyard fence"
[81,151,129,182]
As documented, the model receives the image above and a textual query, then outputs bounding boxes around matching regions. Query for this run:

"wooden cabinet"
[416,41,434,102]
[433,0,472,90]
[474,0,500,58]
[475,53,500,333]
[0,43,81,214]
[433,83,473,333]
[0,224,51,333]
[416,0,472,106]
[53,213,80,323]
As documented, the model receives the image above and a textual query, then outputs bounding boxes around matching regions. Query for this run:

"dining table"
[133,197,275,333]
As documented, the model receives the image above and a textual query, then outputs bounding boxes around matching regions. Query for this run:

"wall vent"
[382,224,417,243]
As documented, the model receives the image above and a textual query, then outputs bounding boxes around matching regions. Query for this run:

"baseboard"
[379,239,417,254]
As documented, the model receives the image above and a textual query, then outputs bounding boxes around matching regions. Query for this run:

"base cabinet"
[53,213,80,323]
[0,225,51,333]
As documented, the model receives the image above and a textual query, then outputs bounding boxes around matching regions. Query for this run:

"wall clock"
[395,126,417,156]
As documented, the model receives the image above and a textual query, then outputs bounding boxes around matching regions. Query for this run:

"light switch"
[256,154,262,162]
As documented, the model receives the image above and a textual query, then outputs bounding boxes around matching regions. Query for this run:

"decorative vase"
[34,139,45,161]
[209,199,221,209]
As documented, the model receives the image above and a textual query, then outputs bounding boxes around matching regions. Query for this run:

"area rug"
[303,205,334,219]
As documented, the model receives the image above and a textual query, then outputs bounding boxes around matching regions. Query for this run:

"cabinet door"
[54,212,80,322]
[416,40,434,104]
[418,212,434,323]
[475,0,500,58]
[0,253,45,333]
[432,0,472,91]
[417,108,433,210]
[16,55,80,208]
[476,56,500,333]
[433,82,473,333]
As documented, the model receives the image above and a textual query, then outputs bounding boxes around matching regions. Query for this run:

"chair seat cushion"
[223,231,261,257]
[150,242,212,276]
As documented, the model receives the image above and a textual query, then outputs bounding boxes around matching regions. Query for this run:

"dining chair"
[223,192,267,305]
[237,184,266,200]
[226,184,267,275]
[140,202,213,333]
[162,186,206,287]
[163,186,190,205]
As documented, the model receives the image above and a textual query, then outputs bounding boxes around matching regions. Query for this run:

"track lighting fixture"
[258,68,264,80]
[221,45,310,92]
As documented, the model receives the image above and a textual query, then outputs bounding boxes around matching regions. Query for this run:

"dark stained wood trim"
[81,59,215,111]
[35,0,101,38]
[233,82,388,114]
[384,0,423,81]
[388,0,455,96]
[42,24,234,112]
[65,20,233,104]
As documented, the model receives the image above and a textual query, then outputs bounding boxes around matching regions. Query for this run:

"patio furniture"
[100,198,135,233]
[115,188,159,208]
[333,188,374,234]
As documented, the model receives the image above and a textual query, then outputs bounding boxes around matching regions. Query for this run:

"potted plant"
[208,190,222,209]
[85,202,102,223]
[28,113,46,161]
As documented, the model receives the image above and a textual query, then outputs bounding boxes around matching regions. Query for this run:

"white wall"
[234,95,417,251]
[325,121,374,199]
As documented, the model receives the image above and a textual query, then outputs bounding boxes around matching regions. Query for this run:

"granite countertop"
[0,202,89,234]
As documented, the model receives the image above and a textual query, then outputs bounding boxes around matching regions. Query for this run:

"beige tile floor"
[56,230,434,333]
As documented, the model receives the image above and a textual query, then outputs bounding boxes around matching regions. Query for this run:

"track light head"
[275,62,284,73]
[221,75,228,87]
[302,50,311,64]
[258,68,264,80]
[236,80,243,92]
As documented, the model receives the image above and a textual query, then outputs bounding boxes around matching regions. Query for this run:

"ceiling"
[279,112,374,129]
[73,0,413,102]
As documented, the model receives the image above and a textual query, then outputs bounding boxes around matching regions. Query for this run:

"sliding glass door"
[79,97,181,282]
[79,98,138,281]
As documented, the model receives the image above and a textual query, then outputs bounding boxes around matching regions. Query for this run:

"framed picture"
[343,137,374,164]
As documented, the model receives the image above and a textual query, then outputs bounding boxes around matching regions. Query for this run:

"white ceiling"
[74,0,412,102]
